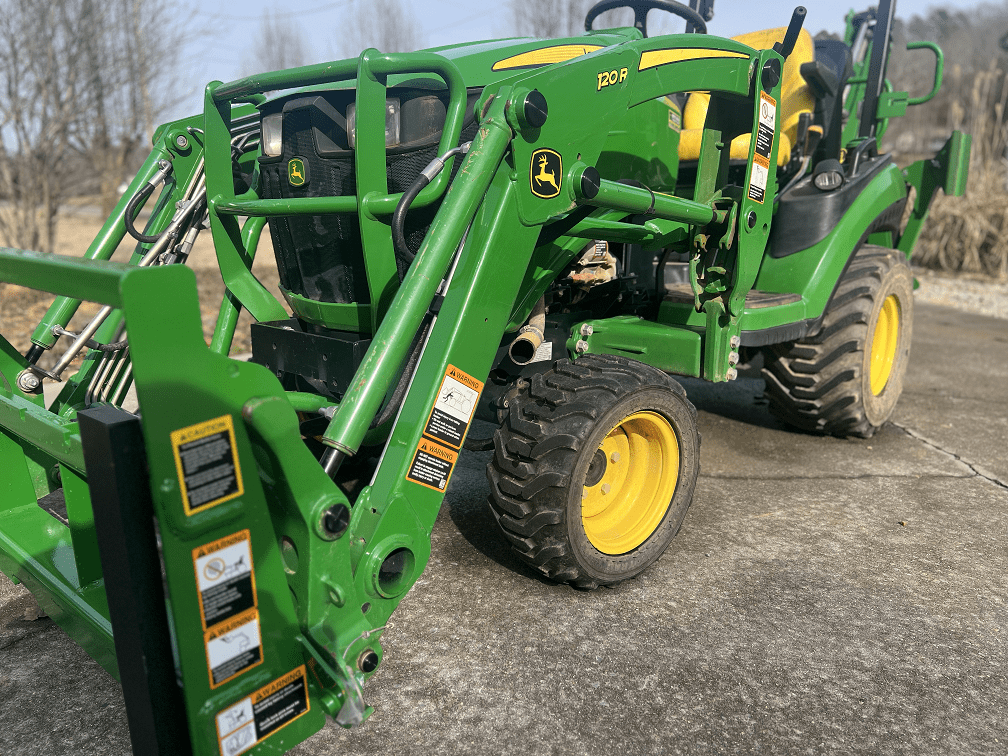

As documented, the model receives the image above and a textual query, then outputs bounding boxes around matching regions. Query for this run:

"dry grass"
[0,209,287,368]
[894,54,1008,282]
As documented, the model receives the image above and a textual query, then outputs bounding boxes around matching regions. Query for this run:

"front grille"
[259,89,480,307]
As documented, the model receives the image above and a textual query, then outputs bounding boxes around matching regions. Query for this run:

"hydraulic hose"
[392,142,472,267]
[124,159,173,243]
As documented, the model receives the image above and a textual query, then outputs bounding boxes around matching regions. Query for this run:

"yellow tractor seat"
[677,27,816,167]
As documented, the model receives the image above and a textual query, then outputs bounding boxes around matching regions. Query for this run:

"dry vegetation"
[885,3,1008,280]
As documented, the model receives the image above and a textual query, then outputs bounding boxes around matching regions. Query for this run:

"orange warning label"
[192,530,257,631]
[204,608,263,689]
[422,364,484,449]
[406,437,459,492]
[215,665,310,756]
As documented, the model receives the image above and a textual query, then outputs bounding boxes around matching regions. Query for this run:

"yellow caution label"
[171,415,244,515]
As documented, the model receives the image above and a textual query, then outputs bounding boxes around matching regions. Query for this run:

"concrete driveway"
[2,302,1005,755]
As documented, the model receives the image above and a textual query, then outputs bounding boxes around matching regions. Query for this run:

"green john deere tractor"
[0,0,969,752]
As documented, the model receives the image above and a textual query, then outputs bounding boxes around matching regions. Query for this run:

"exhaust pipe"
[508,296,546,366]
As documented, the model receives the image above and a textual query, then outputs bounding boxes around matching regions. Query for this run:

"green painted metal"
[0,7,968,753]
[569,316,702,376]
[899,131,972,257]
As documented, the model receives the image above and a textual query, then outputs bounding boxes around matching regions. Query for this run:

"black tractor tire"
[762,244,914,438]
[486,354,700,589]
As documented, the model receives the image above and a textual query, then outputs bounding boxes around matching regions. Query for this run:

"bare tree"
[338,0,425,57]
[0,0,86,254]
[511,0,679,39]
[0,0,190,251]
[243,11,310,75]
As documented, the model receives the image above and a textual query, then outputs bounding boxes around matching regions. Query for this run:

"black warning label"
[216,666,310,756]
[171,415,244,515]
[748,91,776,205]
[422,365,483,449]
[406,437,458,492]
[193,530,257,630]
[205,609,263,688]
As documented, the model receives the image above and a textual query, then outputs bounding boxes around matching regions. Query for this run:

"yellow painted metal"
[638,47,749,71]
[492,44,603,71]
[581,411,679,555]
[870,294,900,395]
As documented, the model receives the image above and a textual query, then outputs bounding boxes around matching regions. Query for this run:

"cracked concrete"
[1,302,1006,755]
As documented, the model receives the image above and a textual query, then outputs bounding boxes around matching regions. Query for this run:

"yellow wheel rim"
[870,295,900,396]
[581,411,679,555]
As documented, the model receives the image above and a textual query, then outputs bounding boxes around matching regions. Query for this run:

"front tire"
[487,354,700,588]
[762,245,913,437]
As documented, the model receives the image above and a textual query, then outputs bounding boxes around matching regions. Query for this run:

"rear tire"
[762,245,913,437]
[486,354,700,589]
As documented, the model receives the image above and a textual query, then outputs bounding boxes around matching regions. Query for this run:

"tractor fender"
[753,159,908,326]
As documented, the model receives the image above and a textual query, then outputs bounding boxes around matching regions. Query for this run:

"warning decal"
[193,530,257,630]
[407,437,458,492]
[422,365,483,449]
[748,91,776,204]
[205,609,263,688]
[216,666,310,756]
[171,415,244,515]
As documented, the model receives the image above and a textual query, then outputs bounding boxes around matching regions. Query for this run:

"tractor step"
[37,488,68,526]
[663,283,801,309]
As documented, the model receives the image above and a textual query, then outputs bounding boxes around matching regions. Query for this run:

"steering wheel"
[585,0,707,37]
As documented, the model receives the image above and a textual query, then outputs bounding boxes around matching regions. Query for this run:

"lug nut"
[726,368,738,381]
[322,504,350,538]
[601,483,611,495]
[358,649,379,674]
[728,351,739,366]
[610,452,620,464]
[575,339,589,354]
[729,335,741,349]
[580,324,594,337]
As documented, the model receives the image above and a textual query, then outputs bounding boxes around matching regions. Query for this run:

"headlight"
[261,113,283,157]
[346,98,400,150]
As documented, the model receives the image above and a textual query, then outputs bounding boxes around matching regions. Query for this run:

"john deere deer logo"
[288,157,308,187]
[530,148,562,199]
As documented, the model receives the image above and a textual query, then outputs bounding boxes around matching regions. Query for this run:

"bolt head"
[726,368,738,381]
[575,339,589,354]
[729,335,741,349]
[175,134,188,149]
[17,371,40,393]
[610,452,620,464]
[601,483,611,495]
[728,351,739,366]
[580,323,594,337]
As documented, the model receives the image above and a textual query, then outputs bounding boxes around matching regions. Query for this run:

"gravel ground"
[912,267,1008,320]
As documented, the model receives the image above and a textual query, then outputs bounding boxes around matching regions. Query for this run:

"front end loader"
[0,1,969,753]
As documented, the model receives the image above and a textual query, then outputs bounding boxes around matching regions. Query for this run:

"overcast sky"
[176,0,995,119]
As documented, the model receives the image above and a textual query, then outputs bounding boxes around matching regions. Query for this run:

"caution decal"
[193,530,257,630]
[407,437,458,492]
[748,91,776,204]
[215,666,310,756]
[171,414,244,515]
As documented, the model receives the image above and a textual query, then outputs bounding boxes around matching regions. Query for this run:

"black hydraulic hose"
[391,174,430,266]
[392,142,472,269]
[369,310,434,430]
[125,159,173,244]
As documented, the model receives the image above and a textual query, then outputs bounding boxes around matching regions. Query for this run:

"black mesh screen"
[260,90,480,306]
